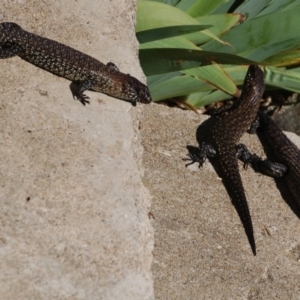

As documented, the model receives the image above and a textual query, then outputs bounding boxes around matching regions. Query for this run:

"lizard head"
[122,74,152,105]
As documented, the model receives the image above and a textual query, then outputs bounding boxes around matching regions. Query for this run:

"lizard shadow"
[186,117,219,168]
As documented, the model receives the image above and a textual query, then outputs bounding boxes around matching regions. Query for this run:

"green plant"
[136,0,300,108]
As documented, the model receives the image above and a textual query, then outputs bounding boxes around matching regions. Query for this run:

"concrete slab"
[141,104,300,300]
[0,1,153,299]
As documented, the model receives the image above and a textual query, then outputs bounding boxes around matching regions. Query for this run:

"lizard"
[185,65,265,255]
[0,22,151,105]
[236,142,288,179]
[236,111,300,208]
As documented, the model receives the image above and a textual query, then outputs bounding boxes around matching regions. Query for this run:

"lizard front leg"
[70,78,97,106]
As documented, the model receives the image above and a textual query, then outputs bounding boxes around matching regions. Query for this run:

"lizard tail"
[220,157,256,255]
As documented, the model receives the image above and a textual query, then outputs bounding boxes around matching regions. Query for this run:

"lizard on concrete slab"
[237,111,300,209]
[185,65,265,255]
[0,22,151,105]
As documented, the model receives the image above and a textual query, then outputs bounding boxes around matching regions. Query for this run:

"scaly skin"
[236,142,287,178]
[186,65,265,255]
[0,22,151,105]
[245,112,300,208]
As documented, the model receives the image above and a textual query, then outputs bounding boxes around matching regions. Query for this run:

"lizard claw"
[183,153,205,168]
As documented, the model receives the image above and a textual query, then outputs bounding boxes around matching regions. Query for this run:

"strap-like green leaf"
[265,67,300,94]
[183,64,238,95]
[176,0,226,17]
[137,25,210,44]
[139,48,254,75]
[202,7,300,60]
[136,1,201,32]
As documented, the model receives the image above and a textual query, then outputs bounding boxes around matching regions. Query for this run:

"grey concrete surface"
[0,1,153,299]
[141,104,300,300]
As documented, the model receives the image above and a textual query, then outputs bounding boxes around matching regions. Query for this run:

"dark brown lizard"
[185,65,265,255]
[0,22,151,105]
[237,111,300,208]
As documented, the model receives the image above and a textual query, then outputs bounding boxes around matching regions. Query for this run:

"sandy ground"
[0,1,153,299]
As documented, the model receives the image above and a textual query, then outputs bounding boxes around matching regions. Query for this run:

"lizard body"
[0,22,151,105]
[186,65,265,255]
[238,112,300,208]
